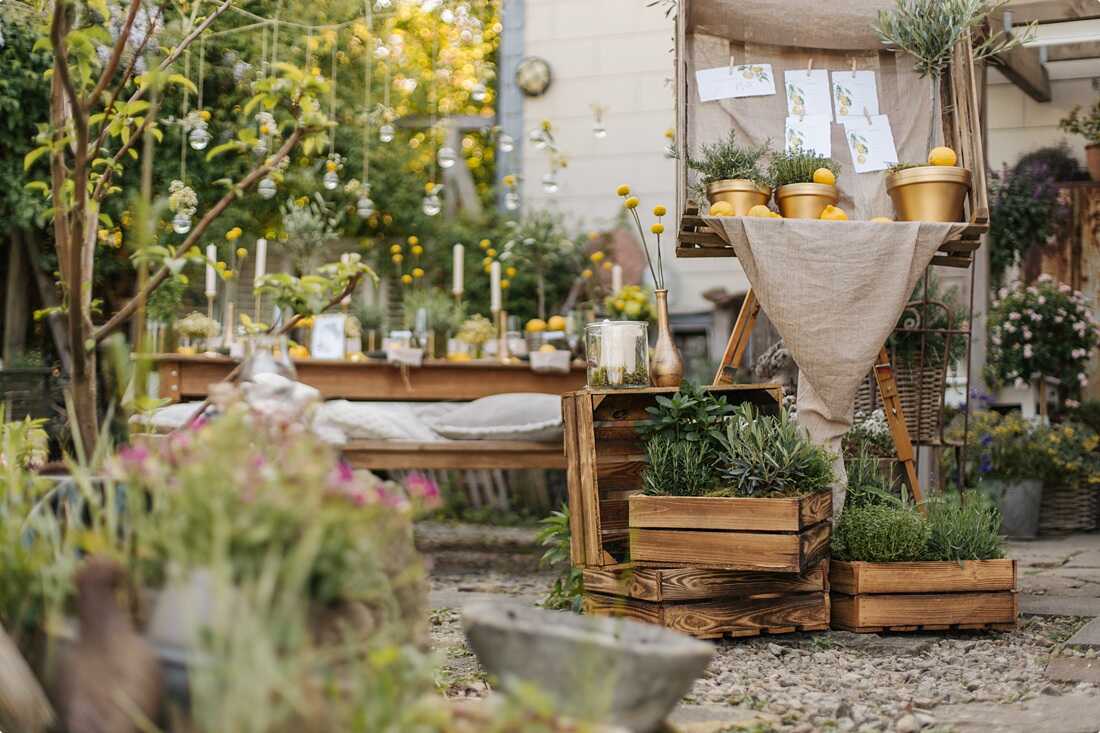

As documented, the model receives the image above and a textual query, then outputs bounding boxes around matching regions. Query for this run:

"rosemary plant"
[688,131,772,188]
[768,147,840,189]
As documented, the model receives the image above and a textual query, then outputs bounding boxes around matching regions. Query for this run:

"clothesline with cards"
[695,62,899,172]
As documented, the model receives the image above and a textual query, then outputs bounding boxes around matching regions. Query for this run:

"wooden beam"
[989,13,1052,102]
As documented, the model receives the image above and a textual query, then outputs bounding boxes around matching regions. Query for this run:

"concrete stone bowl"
[462,601,714,732]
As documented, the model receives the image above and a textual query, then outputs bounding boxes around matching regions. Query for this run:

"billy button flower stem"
[616,184,665,289]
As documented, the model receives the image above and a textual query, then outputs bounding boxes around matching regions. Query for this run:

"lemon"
[747,204,773,218]
[289,345,310,360]
[870,216,894,223]
[176,346,197,356]
[708,201,735,216]
[538,344,557,353]
[820,205,848,221]
[547,315,567,331]
[769,211,783,219]
[812,168,836,186]
[525,318,547,333]
[448,352,472,362]
[928,146,958,167]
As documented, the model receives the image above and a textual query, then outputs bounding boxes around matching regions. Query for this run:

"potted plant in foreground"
[885,147,972,222]
[687,131,772,216]
[1059,101,1100,181]
[768,147,841,219]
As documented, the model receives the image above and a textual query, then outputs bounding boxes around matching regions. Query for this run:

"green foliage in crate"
[642,434,718,498]
[833,504,931,563]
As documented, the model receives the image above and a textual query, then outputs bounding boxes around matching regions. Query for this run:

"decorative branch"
[86,0,143,113]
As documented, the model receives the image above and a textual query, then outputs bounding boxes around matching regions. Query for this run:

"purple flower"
[979,454,993,474]
[979,433,993,447]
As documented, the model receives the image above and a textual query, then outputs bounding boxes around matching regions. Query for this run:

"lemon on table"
[870,216,894,223]
[176,346,196,356]
[538,344,557,353]
[525,318,547,333]
[812,168,837,186]
[708,201,735,216]
[547,315,567,331]
[928,146,958,166]
[820,205,848,221]
[747,204,774,218]
[768,211,783,219]
[289,345,310,359]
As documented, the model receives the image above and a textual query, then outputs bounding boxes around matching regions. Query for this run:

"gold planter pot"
[886,166,971,222]
[706,179,772,216]
[775,183,838,219]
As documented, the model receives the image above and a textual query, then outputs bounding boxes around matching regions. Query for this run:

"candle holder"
[584,320,649,389]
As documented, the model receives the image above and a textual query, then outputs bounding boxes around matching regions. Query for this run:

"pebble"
[894,714,921,732]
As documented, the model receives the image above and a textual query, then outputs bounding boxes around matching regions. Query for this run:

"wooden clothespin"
[850,58,858,76]
[806,57,814,77]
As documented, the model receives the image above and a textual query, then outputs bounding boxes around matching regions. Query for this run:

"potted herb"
[629,402,833,573]
[885,152,972,222]
[1059,101,1100,181]
[768,147,840,219]
[687,131,772,216]
[402,287,465,359]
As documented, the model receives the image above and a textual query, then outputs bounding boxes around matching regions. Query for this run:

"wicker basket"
[0,367,60,421]
[854,360,949,446]
[1039,482,1098,534]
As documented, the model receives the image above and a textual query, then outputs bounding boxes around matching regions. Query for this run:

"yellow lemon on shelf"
[708,201,735,216]
[176,346,196,356]
[525,318,547,333]
[820,205,848,221]
[448,352,472,362]
[870,216,894,223]
[289,345,310,360]
[538,343,557,353]
[747,204,773,218]
[547,315,567,331]
[928,146,958,166]
[769,211,783,219]
[812,168,836,186]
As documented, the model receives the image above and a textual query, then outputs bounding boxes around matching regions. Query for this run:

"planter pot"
[463,600,713,733]
[886,165,971,222]
[775,183,838,219]
[1087,143,1100,182]
[979,478,1042,539]
[628,493,831,573]
[705,178,771,216]
[830,559,1018,633]
[1040,481,1098,534]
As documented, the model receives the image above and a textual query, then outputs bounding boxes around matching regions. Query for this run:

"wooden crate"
[562,385,783,568]
[629,494,831,573]
[830,560,1018,633]
[583,563,830,639]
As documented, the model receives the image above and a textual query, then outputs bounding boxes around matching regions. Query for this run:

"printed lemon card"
[785,114,831,158]
[831,70,879,122]
[784,69,832,120]
[843,115,899,173]
[696,63,776,102]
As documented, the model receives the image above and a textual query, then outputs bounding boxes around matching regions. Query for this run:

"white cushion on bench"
[424,393,563,442]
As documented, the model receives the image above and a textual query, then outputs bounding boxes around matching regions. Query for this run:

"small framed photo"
[310,313,347,360]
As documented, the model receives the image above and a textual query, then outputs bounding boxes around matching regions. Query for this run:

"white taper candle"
[452,243,464,295]
[611,264,623,293]
[254,238,267,281]
[490,260,501,312]
[205,244,217,296]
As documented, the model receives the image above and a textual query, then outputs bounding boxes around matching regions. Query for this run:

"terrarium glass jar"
[239,334,297,383]
[585,320,649,388]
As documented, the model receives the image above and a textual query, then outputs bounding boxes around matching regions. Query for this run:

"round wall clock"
[515,56,552,97]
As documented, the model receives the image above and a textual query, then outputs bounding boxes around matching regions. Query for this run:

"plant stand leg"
[713,289,760,385]
[872,346,923,505]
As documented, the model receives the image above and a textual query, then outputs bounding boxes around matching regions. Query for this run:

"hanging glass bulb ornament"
[437,146,458,169]
[498,133,514,153]
[253,136,269,157]
[505,190,520,211]
[379,123,395,143]
[529,128,548,150]
[189,121,210,151]
[323,170,340,190]
[470,82,487,102]
[356,195,375,219]
[374,43,390,59]
[258,176,277,200]
[541,172,559,194]
[374,0,391,8]
[422,193,441,216]
[440,7,455,23]
[593,122,608,139]
[171,212,192,234]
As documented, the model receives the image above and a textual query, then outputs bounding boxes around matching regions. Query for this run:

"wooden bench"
[342,439,565,470]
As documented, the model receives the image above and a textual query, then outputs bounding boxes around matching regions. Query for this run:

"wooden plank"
[836,592,1018,629]
[593,440,646,464]
[798,491,833,529]
[342,440,566,470]
[583,567,664,601]
[158,360,182,403]
[583,563,828,603]
[629,494,809,532]
[663,593,829,637]
[576,391,604,566]
[829,560,1017,595]
[595,460,644,491]
[800,520,832,569]
[987,18,1051,103]
[630,528,804,572]
[562,394,587,566]
[599,498,629,531]
[584,594,664,625]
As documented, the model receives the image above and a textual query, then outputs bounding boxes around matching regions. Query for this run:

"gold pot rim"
[886,165,972,191]
[706,178,771,196]
[775,182,838,200]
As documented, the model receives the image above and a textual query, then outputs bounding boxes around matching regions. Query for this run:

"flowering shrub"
[946,410,1049,484]
[987,275,1099,395]
[844,409,896,457]
[1034,421,1100,488]
[987,163,1067,284]
[605,284,655,321]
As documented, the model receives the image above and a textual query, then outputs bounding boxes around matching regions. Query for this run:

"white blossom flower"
[1009,312,1021,321]
[1023,344,1033,358]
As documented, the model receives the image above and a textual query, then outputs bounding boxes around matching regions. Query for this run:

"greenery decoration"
[641,434,719,498]
[402,286,465,334]
[988,162,1066,285]
[833,504,930,563]
[923,491,1004,562]
[844,447,905,509]
[887,162,923,174]
[536,505,584,612]
[1059,101,1100,144]
[636,381,735,449]
[768,146,840,188]
[255,253,376,318]
[455,314,495,350]
[687,130,771,189]
[986,275,1099,395]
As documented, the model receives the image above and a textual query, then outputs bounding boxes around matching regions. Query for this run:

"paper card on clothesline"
[832,70,879,123]
[785,115,831,157]
[696,63,776,102]
[843,115,899,173]
[784,69,832,120]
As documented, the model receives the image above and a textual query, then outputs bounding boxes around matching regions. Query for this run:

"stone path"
[419,523,1100,732]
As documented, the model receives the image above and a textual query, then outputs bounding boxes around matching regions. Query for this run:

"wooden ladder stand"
[713,289,924,503]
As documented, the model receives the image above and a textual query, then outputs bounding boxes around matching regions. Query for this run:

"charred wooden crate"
[830,560,1018,633]
[562,385,783,568]
[583,562,830,639]
[629,493,831,573]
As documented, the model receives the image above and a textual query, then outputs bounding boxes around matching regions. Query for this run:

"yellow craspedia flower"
[483,264,493,273]
[295,196,308,207]
[401,274,413,284]
[311,66,321,77]
[479,238,491,250]
[581,268,593,279]
[505,266,517,277]
[223,269,236,280]
[653,205,667,217]
[616,184,631,196]
[236,247,248,259]
[112,231,122,247]
[199,110,211,121]
[383,213,393,225]
[265,229,277,239]
[503,175,516,187]
[412,267,425,278]
[624,197,639,209]
[486,248,497,257]
[482,256,493,266]
[540,119,552,132]
[651,223,665,235]
[215,261,227,271]
[97,228,109,241]
[325,160,338,173]
[121,211,133,227]
[226,227,242,241]
[425,181,436,193]
[500,278,511,289]
[392,253,404,264]
[390,244,402,254]
[411,245,424,255]
[664,128,675,140]
[602,261,613,271]
[590,251,605,263]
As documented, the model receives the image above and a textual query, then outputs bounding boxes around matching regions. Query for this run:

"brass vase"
[651,289,683,387]
[706,179,771,216]
[775,183,838,219]
[885,166,971,222]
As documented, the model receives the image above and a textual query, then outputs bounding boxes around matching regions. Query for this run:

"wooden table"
[151,354,587,403]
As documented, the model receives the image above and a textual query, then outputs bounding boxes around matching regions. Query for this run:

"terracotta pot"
[705,179,771,216]
[1087,144,1100,182]
[650,289,683,387]
[775,183,838,219]
[886,166,971,222]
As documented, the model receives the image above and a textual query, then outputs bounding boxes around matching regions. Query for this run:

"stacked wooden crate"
[562,385,831,639]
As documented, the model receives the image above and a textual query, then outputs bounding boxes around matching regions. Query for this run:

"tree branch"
[86,0,143,113]
[92,264,171,343]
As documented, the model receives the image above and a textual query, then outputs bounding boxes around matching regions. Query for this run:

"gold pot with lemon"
[774,167,838,219]
[705,179,771,217]
[886,147,971,222]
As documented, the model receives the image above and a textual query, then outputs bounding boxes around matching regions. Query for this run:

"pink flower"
[1037,296,1046,305]
[1060,284,1072,294]
[1079,373,1089,386]
[405,472,442,508]
[1038,274,1053,283]
[1023,344,1033,358]
[1066,399,1081,408]
[1009,312,1021,321]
